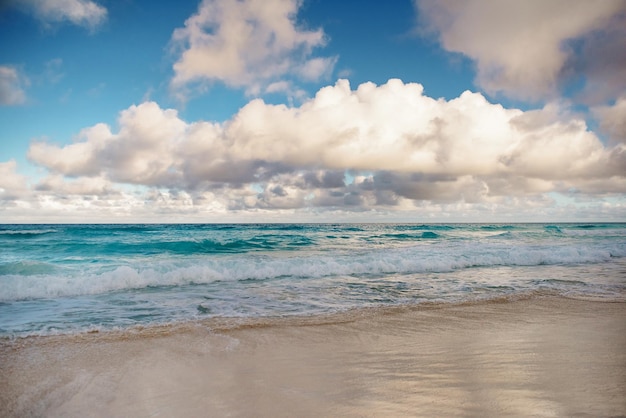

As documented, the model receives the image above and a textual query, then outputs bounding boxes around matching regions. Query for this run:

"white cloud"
[264,81,307,101]
[265,81,293,94]
[0,160,28,199]
[296,56,338,81]
[0,66,28,106]
[226,79,619,182]
[170,0,336,97]
[20,0,107,30]
[26,79,625,217]
[28,103,188,186]
[415,0,626,102]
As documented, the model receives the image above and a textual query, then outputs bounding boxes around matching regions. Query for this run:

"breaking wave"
[2,240,623,301]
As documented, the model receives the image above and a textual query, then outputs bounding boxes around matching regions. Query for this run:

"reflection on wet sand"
[1,297,625,417]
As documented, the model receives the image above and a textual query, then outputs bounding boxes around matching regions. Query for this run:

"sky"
[0,0,625,223]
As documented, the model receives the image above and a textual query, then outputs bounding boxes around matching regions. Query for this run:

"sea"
[1,223,625,338]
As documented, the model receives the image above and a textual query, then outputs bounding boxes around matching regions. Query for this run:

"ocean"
[1,223,625,338]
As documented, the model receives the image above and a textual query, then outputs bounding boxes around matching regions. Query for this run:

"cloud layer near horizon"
[11,79,623,219]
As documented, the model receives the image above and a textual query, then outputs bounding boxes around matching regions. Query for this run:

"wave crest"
[1,241,623,301]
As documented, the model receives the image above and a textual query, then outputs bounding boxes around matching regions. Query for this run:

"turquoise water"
[1,223,625,337]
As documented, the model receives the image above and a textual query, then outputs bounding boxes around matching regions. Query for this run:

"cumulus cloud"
[27,79,626,215]
[170,0,336,97]
[0,66,28,106]
[28,103,188,186]
[415,0,626,102]
[18,0,107,30]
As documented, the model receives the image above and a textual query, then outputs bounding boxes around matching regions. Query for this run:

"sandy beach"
[1,296,625,417]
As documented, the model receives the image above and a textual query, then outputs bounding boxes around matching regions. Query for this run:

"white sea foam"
[1,224,625,337]
[1,241,624,301]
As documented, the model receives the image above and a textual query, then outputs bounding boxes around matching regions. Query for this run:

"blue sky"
[1,0,625,222]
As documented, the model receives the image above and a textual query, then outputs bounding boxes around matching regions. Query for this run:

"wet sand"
[1,297,625,417]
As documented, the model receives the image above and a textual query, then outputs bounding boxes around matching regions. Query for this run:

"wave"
[395,224,455,231]
[2,241,624,301]
[0,261,59,275]
[489,231,514,239]
[132,238,275,254]
[0,229,58,237]
[572,224,623,230]
[144,235,315,254]
[488,226,572,239]
[36,234,317,257]
[479,225,516,231]
[373,232,440,240]
[260,224,319,232]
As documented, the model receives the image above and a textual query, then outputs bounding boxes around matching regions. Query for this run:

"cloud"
[18,0,107,30]
[296,56,338,81]
[27,79,625,216]
[0,65,28,106]
[0,160,28,200]
[415,0,626,102]
[566,13,626,104]
[170,0,336,97]
[28,103,188,186]
[593,95,626,144]
[35,174,116,196]
[226,79,620,183]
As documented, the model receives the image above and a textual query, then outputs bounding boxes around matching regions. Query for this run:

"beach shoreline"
[2,296,625,417]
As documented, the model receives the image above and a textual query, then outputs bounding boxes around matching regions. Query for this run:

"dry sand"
[1,296,625,417]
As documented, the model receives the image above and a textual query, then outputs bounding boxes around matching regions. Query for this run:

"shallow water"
[1,223,625,337]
